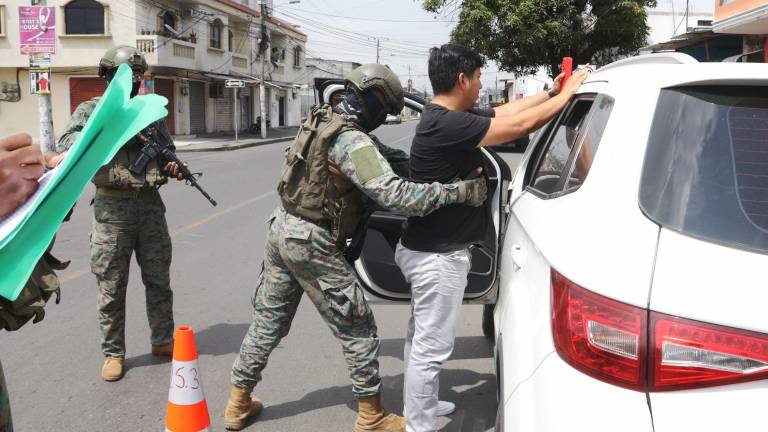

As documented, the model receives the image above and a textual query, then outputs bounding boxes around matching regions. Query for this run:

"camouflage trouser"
[90,190,174,358]
[0,360,11,432]
[231,207,381,398]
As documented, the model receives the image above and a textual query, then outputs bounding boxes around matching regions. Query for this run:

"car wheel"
[482,303,495,338]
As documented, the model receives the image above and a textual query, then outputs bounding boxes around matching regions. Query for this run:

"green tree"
[423,0,657,77]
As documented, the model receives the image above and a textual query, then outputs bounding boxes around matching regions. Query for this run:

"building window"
[293,46,302,68]
[210,19,223,49]
[160,11,177,34]
[64,0,105,35]
[228,30,234,52]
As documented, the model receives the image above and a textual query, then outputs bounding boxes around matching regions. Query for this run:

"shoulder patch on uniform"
[350,146,384,184]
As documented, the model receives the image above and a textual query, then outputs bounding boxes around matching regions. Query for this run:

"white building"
[0,0,306,140]
[299,57,360,117]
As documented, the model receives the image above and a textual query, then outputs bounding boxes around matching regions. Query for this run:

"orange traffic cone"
[165,326,211,432]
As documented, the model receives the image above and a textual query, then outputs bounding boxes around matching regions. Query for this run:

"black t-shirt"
[401,103,495,252]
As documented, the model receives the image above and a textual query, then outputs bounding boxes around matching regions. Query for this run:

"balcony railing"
[232,55,248,69]
[136,36,197,66]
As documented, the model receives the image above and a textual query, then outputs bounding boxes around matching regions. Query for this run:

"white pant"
[395,242,471,432]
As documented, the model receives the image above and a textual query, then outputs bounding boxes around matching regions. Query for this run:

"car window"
[565,95,614,190]
[527,98,594,196]
[640,86,768,254]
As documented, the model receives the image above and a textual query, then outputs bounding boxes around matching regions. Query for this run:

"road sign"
[225,80,245,88]
[19,6,56,55]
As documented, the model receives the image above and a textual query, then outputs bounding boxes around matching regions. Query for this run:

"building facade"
[0,0,306,140]
[713,0,768,61]
[299,57,360,118]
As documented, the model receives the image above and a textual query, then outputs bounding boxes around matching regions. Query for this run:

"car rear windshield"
[640,85,768,254]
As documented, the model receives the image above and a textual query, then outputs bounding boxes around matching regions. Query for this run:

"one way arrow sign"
[225,80,245,88]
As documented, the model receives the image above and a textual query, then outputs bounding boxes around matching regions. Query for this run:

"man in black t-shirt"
[395,44,590,432]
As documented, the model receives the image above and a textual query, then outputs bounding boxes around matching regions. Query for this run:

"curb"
[176,136,294,153]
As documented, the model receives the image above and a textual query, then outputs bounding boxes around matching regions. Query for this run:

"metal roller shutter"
[69,77,107,113]
[215,88,233,132]
[189,81,206,134]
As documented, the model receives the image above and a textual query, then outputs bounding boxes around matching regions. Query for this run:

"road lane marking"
[389,133,414,146]
[59,191,276,284]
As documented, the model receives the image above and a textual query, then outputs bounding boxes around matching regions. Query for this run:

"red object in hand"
[562,57,573,86]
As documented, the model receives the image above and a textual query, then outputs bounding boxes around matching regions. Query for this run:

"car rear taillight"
[650,312,768,391]
[551,269,647,391]
[551,269,768,392]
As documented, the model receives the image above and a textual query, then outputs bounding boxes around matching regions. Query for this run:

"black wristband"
[547,88,559,98]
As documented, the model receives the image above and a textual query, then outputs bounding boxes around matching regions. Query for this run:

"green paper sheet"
[0,64,168,300]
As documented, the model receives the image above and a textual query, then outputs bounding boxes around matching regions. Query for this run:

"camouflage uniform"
[0,361,10,432]
[58,99,174,358]
[231,130,461,397]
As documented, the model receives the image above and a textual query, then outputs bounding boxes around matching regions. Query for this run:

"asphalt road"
[0,121,523,431]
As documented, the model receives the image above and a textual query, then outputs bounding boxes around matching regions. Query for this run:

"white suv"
[341,53,768,431]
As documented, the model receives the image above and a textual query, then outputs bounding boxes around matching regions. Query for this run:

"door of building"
[278,95,285,126]
[154,79,176,135]
[189,81,206,134]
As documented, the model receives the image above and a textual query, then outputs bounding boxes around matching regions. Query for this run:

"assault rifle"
[129,126,218,206]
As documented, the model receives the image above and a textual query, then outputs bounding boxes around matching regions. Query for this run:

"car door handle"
[511,244,526,270]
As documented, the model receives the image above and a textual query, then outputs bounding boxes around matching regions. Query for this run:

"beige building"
[0,0,306,140]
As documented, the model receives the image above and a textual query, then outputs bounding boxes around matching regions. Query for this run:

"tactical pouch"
[0,252,64,332]
[329,189,364,246]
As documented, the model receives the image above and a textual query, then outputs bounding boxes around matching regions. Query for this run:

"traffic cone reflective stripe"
[165,326,211,432]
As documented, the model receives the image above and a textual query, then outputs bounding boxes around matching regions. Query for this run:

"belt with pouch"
[95,187,158,199]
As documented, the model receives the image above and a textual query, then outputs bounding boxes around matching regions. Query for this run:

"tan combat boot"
[101,357,124,382]
[151,341,174,357]
[353,393,406,432]
[224,385,263,431]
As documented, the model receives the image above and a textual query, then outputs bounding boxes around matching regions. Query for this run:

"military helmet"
[98,45,148,78]
[345,64,404,115]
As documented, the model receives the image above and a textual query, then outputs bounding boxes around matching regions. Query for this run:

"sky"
[273,0,716,95]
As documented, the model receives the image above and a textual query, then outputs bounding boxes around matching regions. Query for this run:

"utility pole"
[259,0,269,138]
[376,38,380,64]
[33,0,54,154]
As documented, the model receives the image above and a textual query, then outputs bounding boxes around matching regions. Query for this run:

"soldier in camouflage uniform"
[54,46,187,382]
[224,64,488,431]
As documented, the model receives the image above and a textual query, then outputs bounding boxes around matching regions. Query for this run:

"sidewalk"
[174,126,299,153]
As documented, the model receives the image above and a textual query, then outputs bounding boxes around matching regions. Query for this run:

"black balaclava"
[340,87,388,132]
[105,69,142,98]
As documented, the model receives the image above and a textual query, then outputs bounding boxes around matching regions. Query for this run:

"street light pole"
[33,0,54,154]
[259,0,268,139]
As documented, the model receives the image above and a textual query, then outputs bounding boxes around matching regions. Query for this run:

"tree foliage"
[423,0,657,77]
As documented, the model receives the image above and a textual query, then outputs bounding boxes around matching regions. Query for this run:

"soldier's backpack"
[0,247,66,332]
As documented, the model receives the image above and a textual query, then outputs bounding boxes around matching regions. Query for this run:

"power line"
[279,6,457,23]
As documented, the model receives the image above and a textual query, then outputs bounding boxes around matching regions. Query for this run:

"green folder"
[0,64,168,300]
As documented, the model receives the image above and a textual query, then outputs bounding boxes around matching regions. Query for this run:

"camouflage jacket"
[57,98,173,189]
[327,129,459,217]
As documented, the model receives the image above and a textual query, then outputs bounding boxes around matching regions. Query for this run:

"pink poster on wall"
[19,6,56,55]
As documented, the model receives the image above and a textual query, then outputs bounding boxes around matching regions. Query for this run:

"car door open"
[354,147,511,303]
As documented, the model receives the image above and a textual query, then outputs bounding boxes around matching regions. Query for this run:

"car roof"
[583,54,768,93]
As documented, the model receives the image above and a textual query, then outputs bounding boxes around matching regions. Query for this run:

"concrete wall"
[646,10,715,45]
[0,69,103,141]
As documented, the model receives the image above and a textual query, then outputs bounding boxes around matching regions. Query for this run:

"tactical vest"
[84,98,167,189]
[277,104,365,245]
